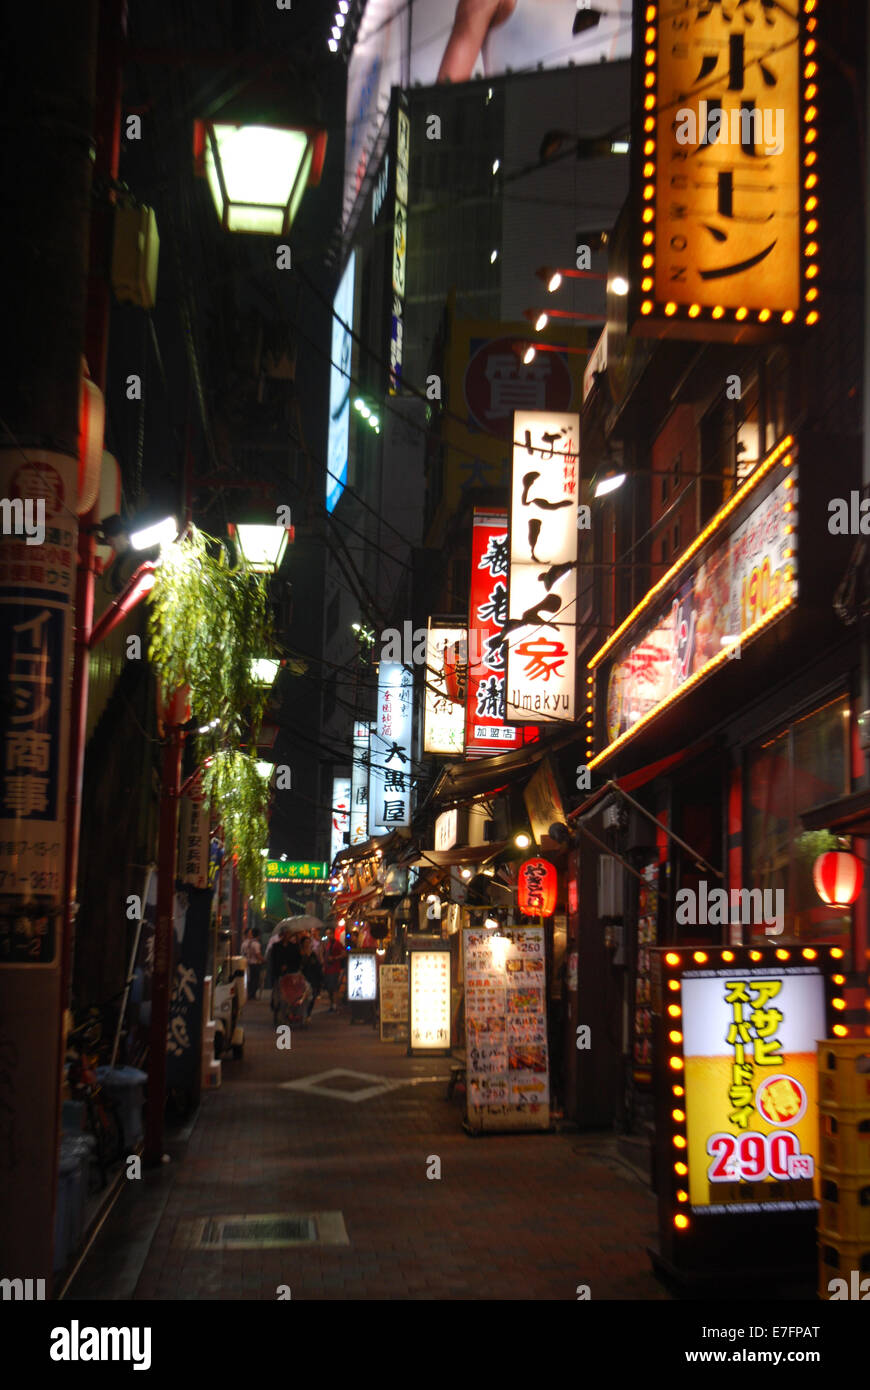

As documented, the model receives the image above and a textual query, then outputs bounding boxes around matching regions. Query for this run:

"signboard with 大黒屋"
[594,450,797,758]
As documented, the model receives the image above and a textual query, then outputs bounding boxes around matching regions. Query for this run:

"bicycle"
[65,1016,126,1192]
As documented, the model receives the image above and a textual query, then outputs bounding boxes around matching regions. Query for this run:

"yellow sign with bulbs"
[635,0,817,337]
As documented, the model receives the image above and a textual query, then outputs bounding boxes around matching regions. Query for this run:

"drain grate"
[174,1212,350,1250]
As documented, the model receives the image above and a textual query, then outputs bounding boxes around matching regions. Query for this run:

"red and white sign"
[331,776,351,864]
[464,337,573,440]
[506,411,579,724]
[466,511,523,755]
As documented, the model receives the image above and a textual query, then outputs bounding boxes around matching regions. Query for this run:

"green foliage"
[201,749,270,892]
[147,525,274,744]
[147,525,277,889]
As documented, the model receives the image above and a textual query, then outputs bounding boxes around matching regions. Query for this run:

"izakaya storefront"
[571,430,865,1135]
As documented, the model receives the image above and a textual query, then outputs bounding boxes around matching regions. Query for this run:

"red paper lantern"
[517,857,558,917]
[813,851,864,907]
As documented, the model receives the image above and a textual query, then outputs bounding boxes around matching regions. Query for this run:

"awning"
[801,789,870,836]
[330,885,382,915]
[429,730,578,807]
[332,830,407,868]
[407,842,508,870]
[570,776,723,879]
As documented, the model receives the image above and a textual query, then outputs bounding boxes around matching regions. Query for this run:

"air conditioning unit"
[597,855,624,918]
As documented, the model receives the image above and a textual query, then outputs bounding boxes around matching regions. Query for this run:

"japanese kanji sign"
[331,776,351,865]
[349,720,370,846]
[505,411,579,723]
[0,450,77,963]
[466,510,524,754]
[636,0,815,335]
[347,950,377,1003]
[371,662,413,830]
[682,966,825,1213]
[178,772,209,889]
[424,624,466,755]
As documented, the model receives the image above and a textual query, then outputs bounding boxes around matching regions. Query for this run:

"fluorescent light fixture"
[234,522,289,572]
[609,276,629,296]
[255,760,273,779]
[250,657,280,685]
[129,515,177,551]
[523,346,536,365]
[535,312,548,332]
[594,472,627,498]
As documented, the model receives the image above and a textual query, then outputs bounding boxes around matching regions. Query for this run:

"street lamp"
[230,522,290,573]
[129,514,178,550]
[251,657,280,686]
[193,78,327,236]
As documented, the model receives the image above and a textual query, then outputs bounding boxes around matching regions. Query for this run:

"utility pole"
[0,3,98,1284]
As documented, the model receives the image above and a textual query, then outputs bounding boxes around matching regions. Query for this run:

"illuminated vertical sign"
[326,251,356,513]
[409,948,451,1052]
[505,411,579,723]
[371,662,413,830]
[349,720,370,846]
[636,1,816,336]
[466,510,523,754]
[331,776,351,865]
[424,623,466,754]
[389,100,410,394]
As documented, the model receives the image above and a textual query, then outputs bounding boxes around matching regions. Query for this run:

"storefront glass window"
[746,695,851,949]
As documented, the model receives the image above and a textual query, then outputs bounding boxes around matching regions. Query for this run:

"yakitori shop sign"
[590,437,796,763]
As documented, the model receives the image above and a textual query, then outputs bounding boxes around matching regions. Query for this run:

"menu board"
[633,863,659,1086]
[409,949,451,1052]
[463,927,550,1132]
[379,963,409,1042]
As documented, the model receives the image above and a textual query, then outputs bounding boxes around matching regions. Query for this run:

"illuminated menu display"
[409,949,451,1052]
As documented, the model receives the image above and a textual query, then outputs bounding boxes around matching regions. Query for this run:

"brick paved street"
[68,995,669,1301]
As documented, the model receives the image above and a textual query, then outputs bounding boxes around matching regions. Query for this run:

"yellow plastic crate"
[818,1040,870,1109]
[819,1107,870,1175]
[817,1233,870,1299]
[819,1175,870,1241]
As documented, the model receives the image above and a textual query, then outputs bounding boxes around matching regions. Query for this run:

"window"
[746,695,851,950]
[661,474,669,504]
[673,518,681,555]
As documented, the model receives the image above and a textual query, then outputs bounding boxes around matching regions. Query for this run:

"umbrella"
[278,915,323,935]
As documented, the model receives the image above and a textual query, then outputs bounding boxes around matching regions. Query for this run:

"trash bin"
[96,1066,148,1147]
[54,1138,89,1271]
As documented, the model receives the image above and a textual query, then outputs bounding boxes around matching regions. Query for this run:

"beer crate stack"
[817,1039,870,1297]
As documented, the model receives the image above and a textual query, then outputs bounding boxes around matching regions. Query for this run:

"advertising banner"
[506,410,579,723]
[463,926,550,1132]
[331,776,351,865]
[424,624,466,755]
[0,450,77,965]
[349,720,370,846]
[603,472,796,746]
[326,252,356,513]
[682,966,825,1214]
[344,1,631,230]
[371,662,413,830]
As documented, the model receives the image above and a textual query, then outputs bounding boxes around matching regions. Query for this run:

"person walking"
[300,935,323,1019]
[324,933,346,1012]
[241,926,264,1000]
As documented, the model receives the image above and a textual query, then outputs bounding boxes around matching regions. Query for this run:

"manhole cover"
[174,1212,350,1250]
